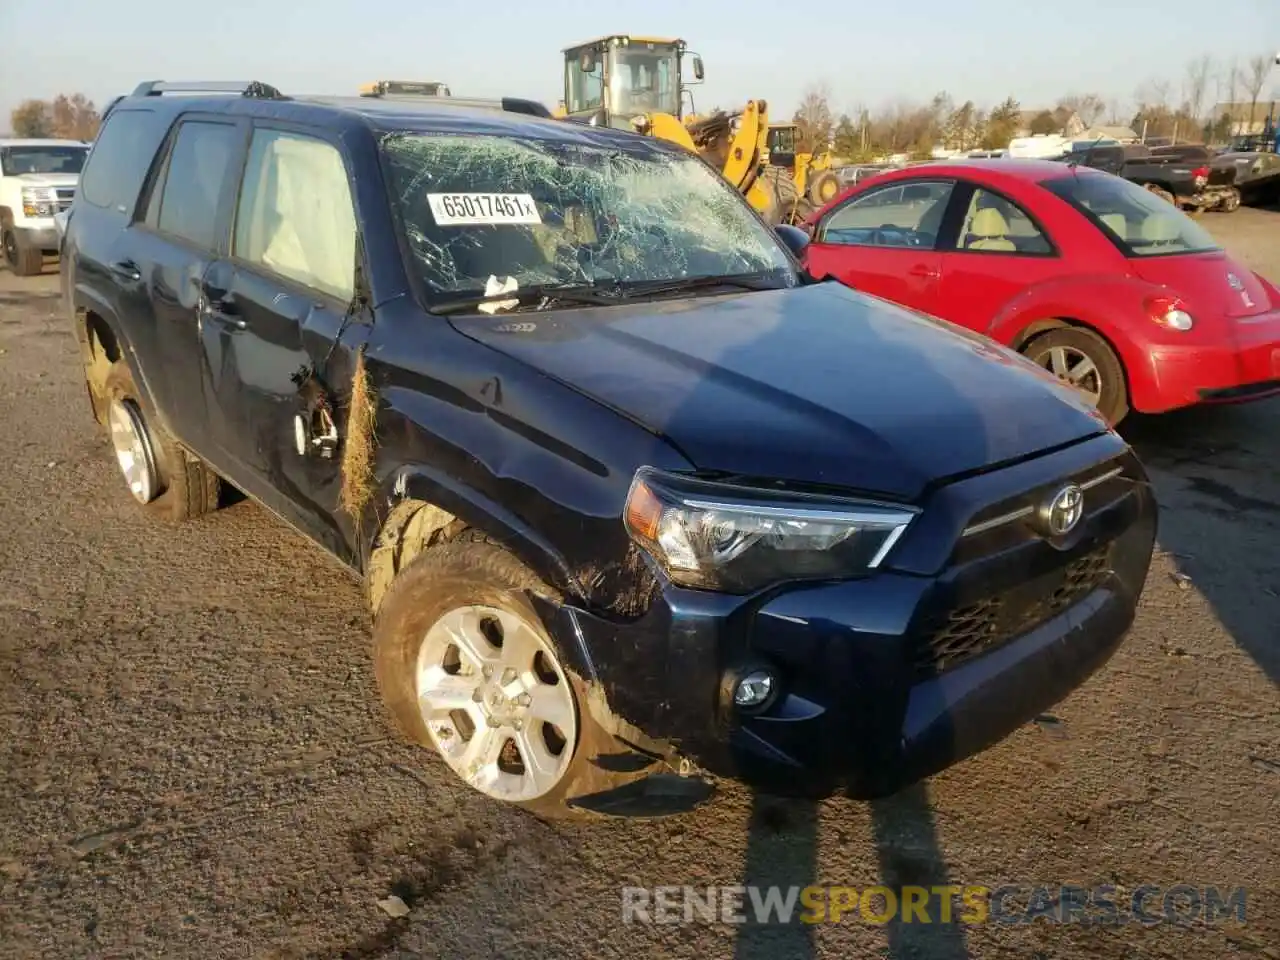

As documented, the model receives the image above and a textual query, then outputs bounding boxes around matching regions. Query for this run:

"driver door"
[805,179,957,316]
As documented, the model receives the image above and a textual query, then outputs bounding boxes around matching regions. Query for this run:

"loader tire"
[758,167,801,226]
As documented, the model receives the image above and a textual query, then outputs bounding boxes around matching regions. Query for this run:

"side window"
[956,188,1052,255]
[153,121,240,250]
[232,129,357,303]
[80,109,167,214]
[819,181,954,249]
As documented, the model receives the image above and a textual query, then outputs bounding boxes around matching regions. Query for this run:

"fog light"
[733,670,775,709]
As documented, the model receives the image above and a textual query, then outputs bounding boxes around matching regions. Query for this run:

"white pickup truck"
[1,138,90,275]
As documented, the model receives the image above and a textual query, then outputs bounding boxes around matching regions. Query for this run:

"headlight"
[623,467,918,593]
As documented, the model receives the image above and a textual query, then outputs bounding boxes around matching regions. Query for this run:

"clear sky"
[2,0,1277,127]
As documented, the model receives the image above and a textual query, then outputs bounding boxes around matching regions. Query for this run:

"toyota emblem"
[1041,483,1085,537]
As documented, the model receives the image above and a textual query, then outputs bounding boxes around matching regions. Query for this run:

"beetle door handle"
[908,264,940,279]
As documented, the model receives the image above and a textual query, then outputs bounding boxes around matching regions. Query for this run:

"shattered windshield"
[381,133,795,302]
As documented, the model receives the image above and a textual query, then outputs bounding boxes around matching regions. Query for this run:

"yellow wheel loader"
[558,34,799,224]
[765,122,842,209]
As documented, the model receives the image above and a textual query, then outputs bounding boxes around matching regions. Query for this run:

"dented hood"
[453,283,1108,500]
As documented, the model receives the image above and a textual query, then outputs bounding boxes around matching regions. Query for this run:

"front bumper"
[550,433,1157,799]
[1137,313,1280,412]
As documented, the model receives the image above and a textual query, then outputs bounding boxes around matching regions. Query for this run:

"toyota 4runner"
[61,80,1157,817]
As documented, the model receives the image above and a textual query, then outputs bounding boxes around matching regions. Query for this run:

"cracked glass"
[381,133,795,300]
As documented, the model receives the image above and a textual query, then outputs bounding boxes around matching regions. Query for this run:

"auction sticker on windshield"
[428,193,542,226]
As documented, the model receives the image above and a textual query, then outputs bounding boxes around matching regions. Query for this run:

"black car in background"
[59,80,1157,817]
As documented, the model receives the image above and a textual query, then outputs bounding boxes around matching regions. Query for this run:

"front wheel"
[1022,327,1129,425]
[1218,188,1241,212]
[373,537,649,817]
[2,228,43,276]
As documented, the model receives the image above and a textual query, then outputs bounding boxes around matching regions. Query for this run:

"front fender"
[362,462,578,599]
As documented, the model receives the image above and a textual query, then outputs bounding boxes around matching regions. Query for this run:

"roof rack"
[130,80,287,100]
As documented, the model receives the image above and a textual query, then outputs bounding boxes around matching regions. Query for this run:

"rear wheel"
[1022,327,1129,425]
[807,170,841,207]
[101,364,221,521]
[1143,183,1175,205]
[1218,188,1241,212]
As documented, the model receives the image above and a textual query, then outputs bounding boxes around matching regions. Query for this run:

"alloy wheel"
[1034,345,1103,406]
[416,604,577,802]
[107,398,160,504]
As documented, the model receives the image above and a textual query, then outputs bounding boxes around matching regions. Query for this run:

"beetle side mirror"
[774,223,810,258]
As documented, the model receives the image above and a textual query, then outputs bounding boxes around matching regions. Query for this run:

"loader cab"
[766,124,798,168]
[562,35,702,130]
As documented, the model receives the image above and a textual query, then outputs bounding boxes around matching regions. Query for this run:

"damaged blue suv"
[62,80,1157,817]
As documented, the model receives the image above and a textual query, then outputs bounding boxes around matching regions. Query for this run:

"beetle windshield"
[381,133,795,300]
[1041,172,1220,258]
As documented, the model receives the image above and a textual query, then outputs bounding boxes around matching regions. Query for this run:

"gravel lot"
[1,208,1278,960]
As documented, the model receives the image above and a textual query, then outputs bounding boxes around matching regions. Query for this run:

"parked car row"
[53,79,1169,819]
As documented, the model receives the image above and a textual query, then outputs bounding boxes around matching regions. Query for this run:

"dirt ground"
[1,209,1278,960]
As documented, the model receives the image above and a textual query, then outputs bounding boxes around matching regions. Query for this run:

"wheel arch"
[1012,315,1135,411]
[361,465,579,617]
[70,288,165,424]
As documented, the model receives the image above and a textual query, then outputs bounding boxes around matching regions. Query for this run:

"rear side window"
[80,109,167,214]
[152,121,240,250]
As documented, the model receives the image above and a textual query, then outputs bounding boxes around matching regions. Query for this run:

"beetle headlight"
[623,467,917,593]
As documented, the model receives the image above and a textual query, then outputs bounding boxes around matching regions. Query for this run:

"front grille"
[913,545,1112,678]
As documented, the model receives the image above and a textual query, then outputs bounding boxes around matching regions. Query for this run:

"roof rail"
[130,80,287,100]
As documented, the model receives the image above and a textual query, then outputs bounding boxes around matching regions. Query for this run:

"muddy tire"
[1022,327,1129,426]
[807,170,841,207]
[2,229,43,276]
[372,536,656,819]
[101,364,221,521]
[1143,183,1175,205]
[758,166,801,226]
[1217,188,1241,213]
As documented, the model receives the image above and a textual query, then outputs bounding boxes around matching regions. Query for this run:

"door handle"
[908,264,941,279]
[109,260,141,282]
[201,292,246,329]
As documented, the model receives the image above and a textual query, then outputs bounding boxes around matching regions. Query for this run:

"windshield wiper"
[429,283,622,316]
[612,271,785,298]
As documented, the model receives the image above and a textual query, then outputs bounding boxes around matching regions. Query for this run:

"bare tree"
[1184,56,1213,127]
[1242,54,1272,132]
[1058,93,1106,128]
[10,100,52,137]
[793,82,835,153]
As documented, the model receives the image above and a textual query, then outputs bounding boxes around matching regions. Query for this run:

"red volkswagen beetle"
[800,159,1280,424]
